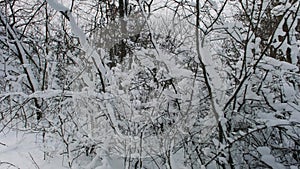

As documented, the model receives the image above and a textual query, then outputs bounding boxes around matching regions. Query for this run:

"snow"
[257,146,285,169]
[271,4,291,16]
[0,130,67,169]
[259,56,299,72]
[170,149,189,169]
[68,14,88,46]
[261,155,285,169]
[257,146,271,155]
[46,0,69,12]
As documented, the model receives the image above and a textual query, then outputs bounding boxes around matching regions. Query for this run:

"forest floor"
[0,129,188,169]
[0,129,65,169]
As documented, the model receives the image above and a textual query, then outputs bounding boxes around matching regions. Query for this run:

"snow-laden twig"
[0,12,39,92]
[195,0,223,132]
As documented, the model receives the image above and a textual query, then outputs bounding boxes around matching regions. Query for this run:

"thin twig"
[0,142,7,147]
[0,161,20,169]
[28,152,40,169]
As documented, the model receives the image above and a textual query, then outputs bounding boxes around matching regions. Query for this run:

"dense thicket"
[0,0,299,168]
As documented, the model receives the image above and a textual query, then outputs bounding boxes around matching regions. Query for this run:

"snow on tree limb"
[47,0,108,83]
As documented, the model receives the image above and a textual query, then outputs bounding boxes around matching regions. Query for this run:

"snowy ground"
[0,129,189,169]
[0,130,66,169]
